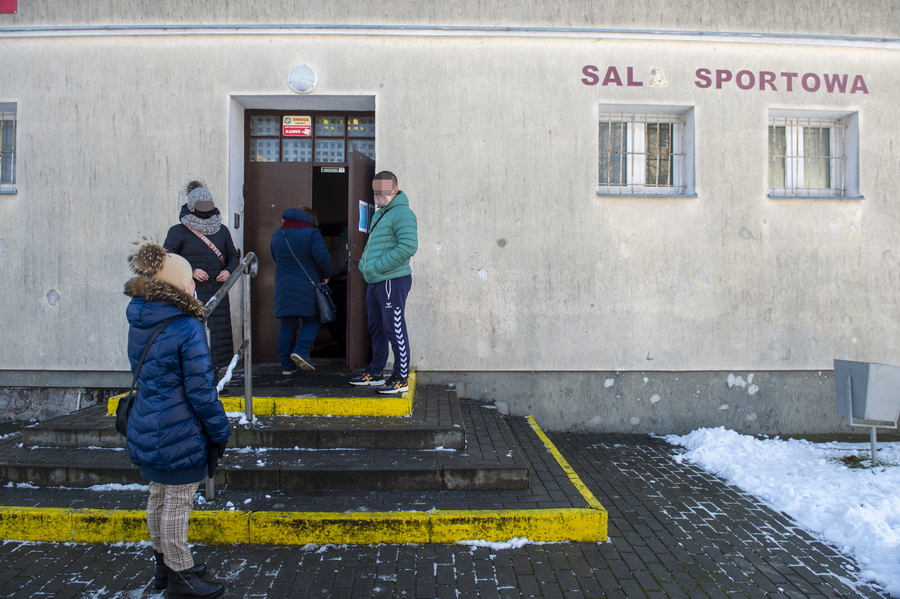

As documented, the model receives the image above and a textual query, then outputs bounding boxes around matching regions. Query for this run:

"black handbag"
[313,282,337,324]
[281,230,338,324]
[116,314,188,436]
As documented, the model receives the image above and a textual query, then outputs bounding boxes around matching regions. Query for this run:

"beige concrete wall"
[0,9,899,379]
[1,0,898,38]
[399,39,900,373]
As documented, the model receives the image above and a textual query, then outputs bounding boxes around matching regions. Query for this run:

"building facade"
[1,1,899,432]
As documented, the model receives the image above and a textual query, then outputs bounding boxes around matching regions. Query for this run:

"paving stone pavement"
[0,432,889,598]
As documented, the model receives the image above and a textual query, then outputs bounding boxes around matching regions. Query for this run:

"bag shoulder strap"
[281,229,318,288]
[187,229,226,265]
[128,314,190,394]
[368,208,384,236]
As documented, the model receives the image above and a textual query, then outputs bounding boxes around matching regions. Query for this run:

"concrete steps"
[6,385,529,492]
[25,394,463,452]
[0,394,609,546]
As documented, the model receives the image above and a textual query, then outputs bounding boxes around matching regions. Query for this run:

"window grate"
[598,112,685,195]
[768,116,846,197]
[0,110,15,192]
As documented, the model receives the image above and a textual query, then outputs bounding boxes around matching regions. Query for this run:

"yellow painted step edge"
[107,372,416,417]
[0,506,605,545]
[526,415,606,511]
[8,406,608,545]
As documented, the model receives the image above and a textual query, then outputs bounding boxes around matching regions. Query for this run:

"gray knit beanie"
[187,187,215,212]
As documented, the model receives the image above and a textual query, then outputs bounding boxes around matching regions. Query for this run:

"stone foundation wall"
[419,370,862,435]
[0,388,122,422]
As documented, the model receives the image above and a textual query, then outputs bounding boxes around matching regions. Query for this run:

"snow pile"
[666,427,900,598]
[216,353,240,393]
[457,537,535,550]
[225,411,250,425]
[86,483,147,492]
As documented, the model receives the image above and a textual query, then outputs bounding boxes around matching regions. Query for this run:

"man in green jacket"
[350,171,418,393]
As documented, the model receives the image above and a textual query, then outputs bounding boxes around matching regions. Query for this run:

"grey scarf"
[181,213,222,236]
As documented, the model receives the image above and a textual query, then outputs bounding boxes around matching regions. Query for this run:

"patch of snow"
[457,537,538,550]
[216,353,241,393]
[86,483,148,492]
[226,412,249,425]
[665,427,900,598]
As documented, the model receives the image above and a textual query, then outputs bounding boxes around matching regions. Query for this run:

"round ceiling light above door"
[288,64,318,94]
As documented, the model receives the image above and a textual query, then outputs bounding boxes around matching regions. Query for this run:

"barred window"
[769,115,846,197]
[0,104,15,194]
[768,111,859,198]
[598,107,692,196]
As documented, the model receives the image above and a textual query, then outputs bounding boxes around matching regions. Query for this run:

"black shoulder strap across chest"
[130,314,190,389]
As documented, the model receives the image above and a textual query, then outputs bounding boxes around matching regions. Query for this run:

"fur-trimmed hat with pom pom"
[128,242,194,292]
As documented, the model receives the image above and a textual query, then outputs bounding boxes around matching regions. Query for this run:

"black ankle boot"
[166,565,224,599]
[153,551,208,590]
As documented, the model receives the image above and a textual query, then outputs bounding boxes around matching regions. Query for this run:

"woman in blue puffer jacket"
[270,207,332,374]
[124,241,230,599]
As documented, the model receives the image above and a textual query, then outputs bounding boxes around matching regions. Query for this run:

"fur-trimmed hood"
[124,276,206,321]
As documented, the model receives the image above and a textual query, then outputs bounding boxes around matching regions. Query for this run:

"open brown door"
[346,151,376,369]
[245,162,313,363]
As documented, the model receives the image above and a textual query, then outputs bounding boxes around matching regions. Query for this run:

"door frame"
[230,95,376,366]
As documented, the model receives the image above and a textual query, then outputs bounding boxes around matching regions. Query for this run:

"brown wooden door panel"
[347,151,376,369]
[245,161,313,363]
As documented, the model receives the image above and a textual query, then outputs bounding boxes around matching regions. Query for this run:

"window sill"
[596,193,698,199]
[0,190,17,195]
[768,194,864,200]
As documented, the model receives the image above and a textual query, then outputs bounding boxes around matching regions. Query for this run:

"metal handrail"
[205,252,259,315]
[202,252,258,501]
[204,252,258,422]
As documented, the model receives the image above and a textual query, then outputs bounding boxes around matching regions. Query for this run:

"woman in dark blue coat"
[124,242,230,598]
[270,207,332,373]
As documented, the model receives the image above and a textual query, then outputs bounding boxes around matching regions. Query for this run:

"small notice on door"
[359,201,375,233]
[283,116,311,137]
[0,0,17,12]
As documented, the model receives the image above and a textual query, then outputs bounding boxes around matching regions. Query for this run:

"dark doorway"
[312,166,348,360]
[243,110,375,366]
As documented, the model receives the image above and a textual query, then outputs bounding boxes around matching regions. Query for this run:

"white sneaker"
[290,353,315,371]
